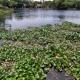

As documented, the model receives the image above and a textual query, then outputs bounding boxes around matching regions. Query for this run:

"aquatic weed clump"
[0,22,80,80]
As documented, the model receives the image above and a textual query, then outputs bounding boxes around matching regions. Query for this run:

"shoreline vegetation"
[0,0,80,10]
[0,7,12,21]
[0,22,80,80]
[0,0,80,22]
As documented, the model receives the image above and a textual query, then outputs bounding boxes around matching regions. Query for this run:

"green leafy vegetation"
[0,8,12,21]
[0,0,80,9]
[0,22,80,80]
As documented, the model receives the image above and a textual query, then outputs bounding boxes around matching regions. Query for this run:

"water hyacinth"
[0,22,80,80]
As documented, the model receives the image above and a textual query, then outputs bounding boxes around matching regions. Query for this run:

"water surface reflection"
[1,9,80,30]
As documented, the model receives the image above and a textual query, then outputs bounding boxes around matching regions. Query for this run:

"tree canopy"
[0,0,80,9]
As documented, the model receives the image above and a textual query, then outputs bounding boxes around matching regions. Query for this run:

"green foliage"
[0,9,12,22]
[0,0,80,9]
[0,22,80,80]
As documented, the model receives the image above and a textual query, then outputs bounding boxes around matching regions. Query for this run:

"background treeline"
[0,0,80,9]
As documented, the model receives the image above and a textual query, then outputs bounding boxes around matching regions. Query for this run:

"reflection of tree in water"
[0,18,12,31]
[58,11,65,23]
[58,15,65,22]
[15,13,24,19]
[14,9,37,19]
[14,9,25,19]
[0,19,6,30]
[0,18,5,27]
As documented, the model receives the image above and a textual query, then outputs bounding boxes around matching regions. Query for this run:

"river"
[1,9,80,30]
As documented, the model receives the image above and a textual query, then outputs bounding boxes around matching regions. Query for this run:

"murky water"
[1,9,80,30]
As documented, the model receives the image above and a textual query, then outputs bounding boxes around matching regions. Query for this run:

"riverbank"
[0,8,12,20]
[0,22,80,80]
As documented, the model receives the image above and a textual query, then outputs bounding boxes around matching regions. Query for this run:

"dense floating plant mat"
[0,22,80,80]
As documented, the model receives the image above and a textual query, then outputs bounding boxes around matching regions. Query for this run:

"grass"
[0,22,80,80]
